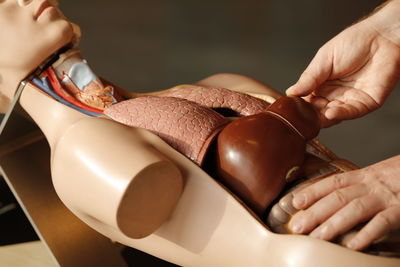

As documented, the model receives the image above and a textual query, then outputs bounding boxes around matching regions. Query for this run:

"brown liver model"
[214,96,320,215]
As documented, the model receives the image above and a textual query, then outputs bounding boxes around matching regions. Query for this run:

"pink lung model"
[104,86,270,165]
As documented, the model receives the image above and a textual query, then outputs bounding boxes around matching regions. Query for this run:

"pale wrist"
[367,0,400,46]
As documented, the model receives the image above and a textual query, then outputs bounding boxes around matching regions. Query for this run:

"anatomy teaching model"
[1,0,399,266]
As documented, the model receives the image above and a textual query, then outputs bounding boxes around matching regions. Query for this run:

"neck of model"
[19,83,87,151]
[18,50,99,150]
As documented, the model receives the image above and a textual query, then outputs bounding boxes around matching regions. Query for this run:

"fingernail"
[288,217,304,233]
[293,194,306,208]
[311,225,328,239]
[324,108,336,120]
[347,239,358,250]
[290,222,303,233]
[310,231,320,239]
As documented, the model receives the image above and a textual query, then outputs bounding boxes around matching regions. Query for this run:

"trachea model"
[32,49,123,117]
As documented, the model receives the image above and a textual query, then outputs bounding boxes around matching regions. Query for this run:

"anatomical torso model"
[1,0,399,266]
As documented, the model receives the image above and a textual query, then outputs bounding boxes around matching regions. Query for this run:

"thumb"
[286,47,333,96]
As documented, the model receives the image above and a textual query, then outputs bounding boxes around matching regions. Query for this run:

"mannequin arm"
[50,117,183,239]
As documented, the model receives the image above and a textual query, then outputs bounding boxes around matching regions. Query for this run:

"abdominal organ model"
[32,50,320,219]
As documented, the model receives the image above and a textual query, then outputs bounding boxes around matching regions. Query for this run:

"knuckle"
[361,166,377,181]
[350,199,367,215]
[375,212,392,229]
[315,47,327,58]
[332,175,346,189]
[331,190,348,206]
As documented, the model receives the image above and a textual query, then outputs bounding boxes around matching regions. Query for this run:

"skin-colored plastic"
[1,1,399,266]
[14,78,400,267]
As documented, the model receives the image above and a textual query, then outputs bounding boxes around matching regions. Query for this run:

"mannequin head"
[0,0,75,110]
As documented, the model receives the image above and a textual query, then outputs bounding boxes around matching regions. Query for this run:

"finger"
[346,205,400,251]
[267,203,291,228]
[318,107,341,128]
[309,195,384,241]
[286,48,333,96]
[315,85,352,101]
[291,176,327,194]
[319,116,341,128]
[324,100,371,121]
[315,85,380,118]
[292,171,361,210]
[266,176,328,231]
[309,96,329,110]
[306,96,341,127]
[289,184,368,234]
[266,176,327,232]
[278,192,298,216]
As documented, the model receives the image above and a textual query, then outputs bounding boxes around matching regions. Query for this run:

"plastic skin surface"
[14,77,400,266]
[1,1,399,266]
[0,0,73,102]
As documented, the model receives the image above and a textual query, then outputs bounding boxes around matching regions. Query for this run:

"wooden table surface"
[0,241,56,267]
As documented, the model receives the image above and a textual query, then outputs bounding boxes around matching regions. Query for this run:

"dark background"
[59,0,399,168]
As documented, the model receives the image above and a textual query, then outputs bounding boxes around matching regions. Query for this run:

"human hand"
[288,155,400,251]
[286,8,400,127]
